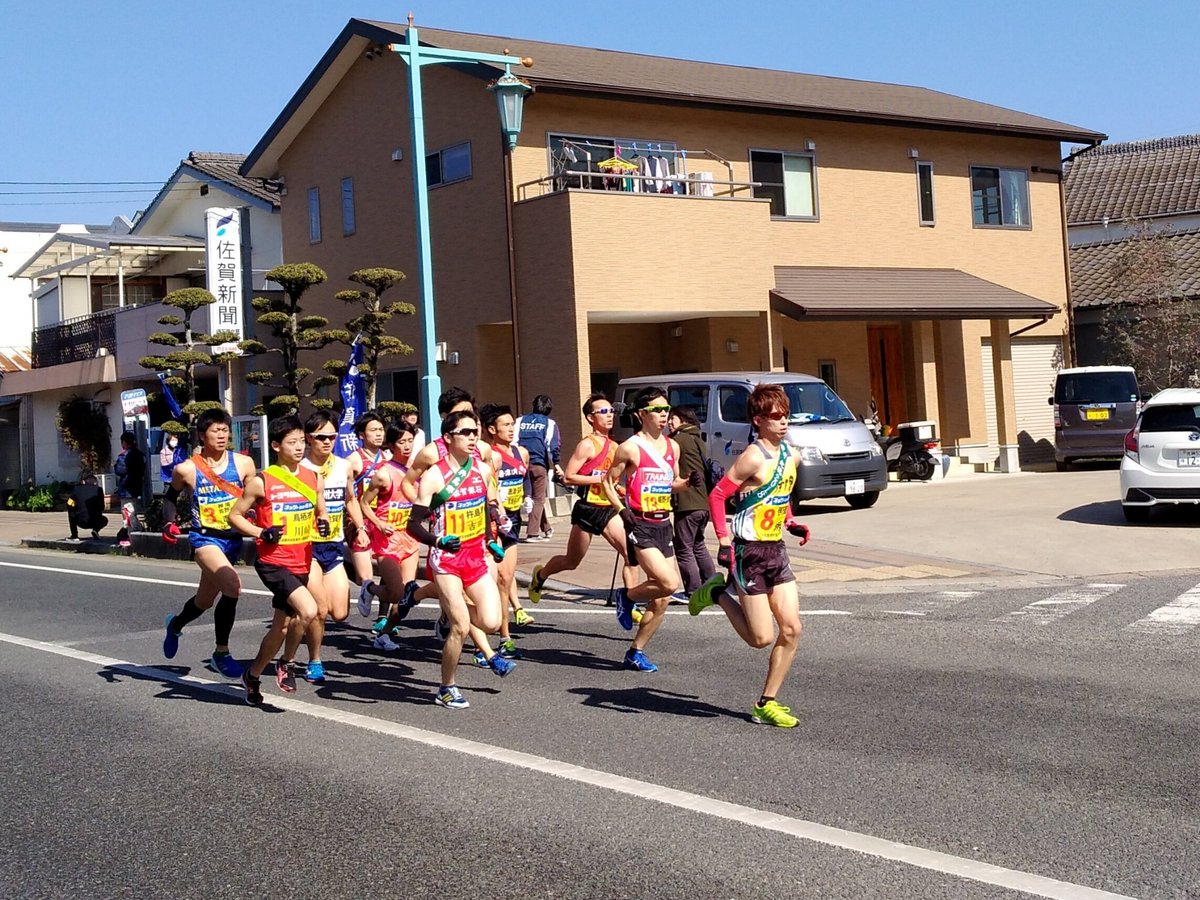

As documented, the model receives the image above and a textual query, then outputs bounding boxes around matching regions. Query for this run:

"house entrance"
[868,325,907,427]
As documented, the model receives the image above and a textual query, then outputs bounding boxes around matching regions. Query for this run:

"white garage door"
[981,336,1063,465]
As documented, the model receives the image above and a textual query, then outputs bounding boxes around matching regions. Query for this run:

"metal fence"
[32,309,118,368]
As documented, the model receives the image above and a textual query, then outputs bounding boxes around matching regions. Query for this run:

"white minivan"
[615,372,887,509]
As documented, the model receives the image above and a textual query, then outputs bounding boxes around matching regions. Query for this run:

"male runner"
[160,408,257,677]
[687,383,809,728]
[528,392,637,604]
[292,410,366,683]
[407,410,513,709]
[603,385,701,672]
[360,422,422,651]
[348,412,387,613]
[228,415,330,704]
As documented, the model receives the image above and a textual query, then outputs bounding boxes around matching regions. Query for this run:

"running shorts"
[626,517,674,562]
[254,560,311,613]
[312,540,346,574]
[367,522,420,563]
[429,538,490,587]
[189,530,243,566]
[500,509,523,549]
[571,501,616,537]
[731,540,795,596]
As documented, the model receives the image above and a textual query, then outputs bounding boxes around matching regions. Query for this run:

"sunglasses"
[309,432,337,441]
[641,405,671,414]
[762,411,788,421]
[590,407,614,415]
[448,428,479,438]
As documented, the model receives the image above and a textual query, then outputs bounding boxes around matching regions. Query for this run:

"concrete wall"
[0,227,56,347]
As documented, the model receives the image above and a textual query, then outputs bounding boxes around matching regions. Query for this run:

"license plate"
[1085,408,1110,421]
[845,479,865,495]
[1180,450,1200,467]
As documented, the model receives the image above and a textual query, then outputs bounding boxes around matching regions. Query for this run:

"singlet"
[374,459,413,533]
[431,455,488,544]
[191,451,244,536]
[576,434,616,506]
[730,441,797,543]
[255,465,318,573]
[626,433,676,517]
[303,454,349,544]
[493,443,527,512]
[354,447,386,496]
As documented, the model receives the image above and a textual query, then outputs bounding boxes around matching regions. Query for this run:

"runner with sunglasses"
[407,410,513,709]
[602,386,701,673]
[528,392,638,605]
[687,383,809,728]
[160,408,257,678]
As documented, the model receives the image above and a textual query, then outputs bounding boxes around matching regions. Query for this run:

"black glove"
[619,507,637,531]
[687,469,703,488]
[486,539,506,562]
[436,534,461,553]
[259,526,281,545]
[315,517,331,538]
[717,544,733,569]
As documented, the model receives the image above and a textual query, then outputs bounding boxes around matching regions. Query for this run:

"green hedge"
[5,481,70,512]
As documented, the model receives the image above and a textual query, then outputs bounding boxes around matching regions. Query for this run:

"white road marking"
[1128,583,1200,635]
[883,590,981,617]
[0,560,269,596]
[1000,583,1124,625]
[0,629,1135,900]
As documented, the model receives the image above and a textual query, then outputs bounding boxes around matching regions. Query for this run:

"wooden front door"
[868,325,907,428]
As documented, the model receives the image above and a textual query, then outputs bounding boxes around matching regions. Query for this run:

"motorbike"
[863,403,938,482]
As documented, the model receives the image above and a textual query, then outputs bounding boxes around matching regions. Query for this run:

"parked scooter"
[863,402,938,482]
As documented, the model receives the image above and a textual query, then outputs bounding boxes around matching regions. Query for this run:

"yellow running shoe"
[688,574,726,616]
[514,607,535,626]
[528,564,545,604]
[751,699,798,728]
[630,604,644,625]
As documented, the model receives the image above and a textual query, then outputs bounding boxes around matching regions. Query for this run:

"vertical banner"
[156,372,183,419]
[205,207,244,355]
[335,336,365,458]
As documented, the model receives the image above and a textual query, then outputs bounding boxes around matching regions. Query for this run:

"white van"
[615,372,887,509]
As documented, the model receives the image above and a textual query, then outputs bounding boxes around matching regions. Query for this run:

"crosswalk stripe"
[1127,584,1200,635]
[882,590,980,617]
[1000,583,1124,625]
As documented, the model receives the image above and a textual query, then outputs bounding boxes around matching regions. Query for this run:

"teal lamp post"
[389,17,533,435]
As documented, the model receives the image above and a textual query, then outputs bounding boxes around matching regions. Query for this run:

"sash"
[431,456,473,511]
[265,465,319,507]
[734,442,791,513]
[193,452,243,498]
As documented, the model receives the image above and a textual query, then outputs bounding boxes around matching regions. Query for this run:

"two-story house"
[2,152,281,483]
[242,19,1104,470]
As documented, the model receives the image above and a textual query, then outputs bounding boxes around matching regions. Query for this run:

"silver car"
[1119,388,1200,523]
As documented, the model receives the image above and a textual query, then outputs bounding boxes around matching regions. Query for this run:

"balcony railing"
[517,171,761,202]
[32,309,118,368]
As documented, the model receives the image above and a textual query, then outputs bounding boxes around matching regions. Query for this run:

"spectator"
[66,473,109,542]
[668,406,716,594]
[516,394,563,542]
[401,408,427,463]
[159,433,187,489]
[114,431,147,543]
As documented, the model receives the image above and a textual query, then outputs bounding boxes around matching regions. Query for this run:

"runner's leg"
[436,575,471,687]
[761,580,802,699]
[600,516,640,590]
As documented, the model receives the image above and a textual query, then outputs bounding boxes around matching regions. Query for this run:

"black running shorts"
[731,540,795,595]
[571,501,616,537]
[254,561,310,613]
[626,517,674,561]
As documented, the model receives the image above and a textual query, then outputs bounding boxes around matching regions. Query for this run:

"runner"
[478,403,532,665]
[228,415,330,705]
[348,412,387,614]
[528,392,637,605]
[602,385,702,673]
[407,409,513,709]
[687,383,809,728]
[291,410,367,683]
[359,422,422,651]
[160,408,257,678]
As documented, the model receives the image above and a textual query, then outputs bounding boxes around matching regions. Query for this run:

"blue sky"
[3,0,1196,225]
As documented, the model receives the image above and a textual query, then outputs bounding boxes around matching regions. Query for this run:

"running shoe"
[498,638,522,659]
[162,614,180,659]
[514,607,535,626]
[305,660,326,684]
[242,671,263,706]
[623,648,658,673]
[689,573,727,617]
[395,580,420,620]
[433,614,449,643]
[751,699,798,728]
[631,605,645,625]
[208,650,243,679]
[488,654,515,677]
[370,616,390,635]
[473,650,490,668]
[373,632,401,652]
[528,565,545,604]
[545,526,554,539]
[434,685,469,710]
[357,579,375,618]
[275,660,297,693]
[614,588,634,631]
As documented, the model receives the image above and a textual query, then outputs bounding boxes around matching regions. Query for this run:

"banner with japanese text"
[335,336,365,458]
[205,207,244,354]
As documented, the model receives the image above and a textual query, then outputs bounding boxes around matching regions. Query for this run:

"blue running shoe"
[488,654,515,677]
[163,614,180,659]
[473,650,490,668]
[208,651,243,679]
[624,648,658,673]
[370,616,390,635]
[614,588,634,631]
[434,685,469,710]
[304,660,326,683]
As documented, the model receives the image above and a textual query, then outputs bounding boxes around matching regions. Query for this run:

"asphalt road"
[1,545,1198,899]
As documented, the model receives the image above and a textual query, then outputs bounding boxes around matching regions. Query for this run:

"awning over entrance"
[13,232,204,280]
[771,266,1059,320]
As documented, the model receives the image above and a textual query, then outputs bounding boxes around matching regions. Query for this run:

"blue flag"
[335,336,365,458]
[157,372,183,419]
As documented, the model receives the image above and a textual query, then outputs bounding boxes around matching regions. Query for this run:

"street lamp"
[389,18,533,435]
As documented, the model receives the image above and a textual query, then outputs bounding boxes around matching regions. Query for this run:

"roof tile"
[1069,227,1200,307]
[1064,134,1200,225]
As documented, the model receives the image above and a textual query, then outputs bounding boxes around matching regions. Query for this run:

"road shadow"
[567,685,745,721]
[96,663,277,710]
[1059,500,1200,528]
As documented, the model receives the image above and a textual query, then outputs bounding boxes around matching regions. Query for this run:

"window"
[916,161,935,226]
[99,282,158,310]
[750,150,817,218]
[426,142,472,187]
[307,187,321,242]
[818,360,838,391]
[667,385,709,423]
[971,166,1029,227]
[718,386,750,424]
[341,177,356,236]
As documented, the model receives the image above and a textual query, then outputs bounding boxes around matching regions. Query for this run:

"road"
[2,545,1198,899]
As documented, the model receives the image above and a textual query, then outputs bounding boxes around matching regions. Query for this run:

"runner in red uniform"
[228,415,330,705]
[407,410,513,710]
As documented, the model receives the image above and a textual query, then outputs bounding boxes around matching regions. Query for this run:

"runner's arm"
[601,444,635,511]
[707,444,764,544]
[562,438,600,487]
[359,470,392,533]
[400,442,439,500]
[162,461,192,526]
[227,475,266,538]
[314,472,329,534]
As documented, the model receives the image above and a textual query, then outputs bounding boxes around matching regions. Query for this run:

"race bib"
[752,496,789,541]
[276,502,314,545]
[387,504,412,530]
[499,477,524,512]
[322,511,344,541]
[199,498,234,529]
[639,470,673,513]
[445,496,486,540]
